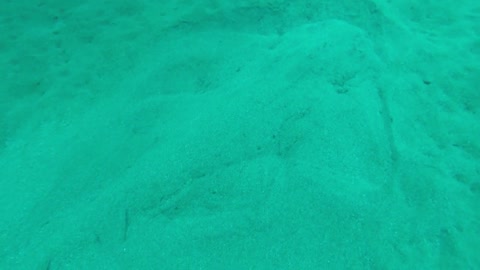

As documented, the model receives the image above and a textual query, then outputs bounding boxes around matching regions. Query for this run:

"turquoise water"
[1,1,479,269]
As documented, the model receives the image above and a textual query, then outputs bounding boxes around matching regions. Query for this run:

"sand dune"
[1,1,479,269]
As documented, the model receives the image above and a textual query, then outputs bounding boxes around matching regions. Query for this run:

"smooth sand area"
[1,1,479,269]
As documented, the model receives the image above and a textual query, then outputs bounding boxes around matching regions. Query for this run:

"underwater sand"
[1,0,479,269]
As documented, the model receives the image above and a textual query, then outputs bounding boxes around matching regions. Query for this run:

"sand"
[1,0,479,269]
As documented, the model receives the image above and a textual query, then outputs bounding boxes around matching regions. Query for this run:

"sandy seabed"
[1,1,479,269]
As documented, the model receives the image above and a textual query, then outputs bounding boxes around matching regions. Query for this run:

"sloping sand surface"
[1,1,479,269]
